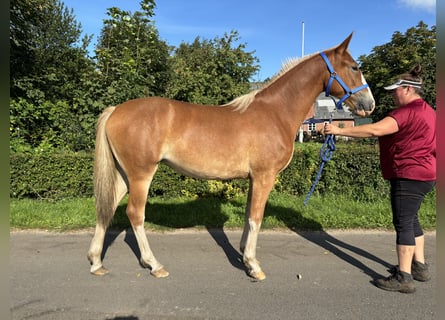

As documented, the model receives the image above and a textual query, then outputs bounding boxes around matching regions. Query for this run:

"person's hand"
[323,123,339,135]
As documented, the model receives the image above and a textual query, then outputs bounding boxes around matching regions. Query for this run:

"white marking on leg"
[88,224,106,273]
[240,220,250,253]
[243,219,263,277]
[132,225,164,273]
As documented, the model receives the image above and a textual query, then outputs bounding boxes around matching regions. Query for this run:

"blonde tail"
[93,106,119,227]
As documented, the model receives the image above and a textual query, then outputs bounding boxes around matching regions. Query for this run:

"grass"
[9,191,436,232]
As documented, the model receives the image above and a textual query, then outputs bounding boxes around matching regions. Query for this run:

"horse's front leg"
[239,188,252,254]
[241,174,276,281]
[127,178,169,278]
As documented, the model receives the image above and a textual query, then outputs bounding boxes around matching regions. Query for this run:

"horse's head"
[321,33,375,117]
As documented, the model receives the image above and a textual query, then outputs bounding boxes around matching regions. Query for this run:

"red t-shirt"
[378,98,436,181]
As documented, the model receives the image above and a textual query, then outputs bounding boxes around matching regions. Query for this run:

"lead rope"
[303,114,336,206]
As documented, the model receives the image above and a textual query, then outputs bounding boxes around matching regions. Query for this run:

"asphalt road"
[10,229,436,320]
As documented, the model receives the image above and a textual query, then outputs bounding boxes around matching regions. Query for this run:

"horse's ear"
[336,32,354,54]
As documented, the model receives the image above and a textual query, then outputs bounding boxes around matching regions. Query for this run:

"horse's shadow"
[265,202,392,279]
[101,196,391,280]
[102,197,245,272]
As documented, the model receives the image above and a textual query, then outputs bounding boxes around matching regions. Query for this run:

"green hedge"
[10,143,389,201]
[10,152,94,199]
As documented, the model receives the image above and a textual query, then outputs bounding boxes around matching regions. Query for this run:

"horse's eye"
[352,66,359,72]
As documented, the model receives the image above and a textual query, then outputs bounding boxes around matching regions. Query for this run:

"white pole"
[301,21,305,57]
[298,126,303,143]
[300,21,306,143]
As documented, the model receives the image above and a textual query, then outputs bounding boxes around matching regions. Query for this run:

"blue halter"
[319,52,369,109]
[303,53,369,206]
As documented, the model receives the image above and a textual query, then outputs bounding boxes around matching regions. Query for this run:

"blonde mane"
[224,52,318,113]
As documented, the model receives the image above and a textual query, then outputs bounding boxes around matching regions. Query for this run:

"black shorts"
[390,179,435,245]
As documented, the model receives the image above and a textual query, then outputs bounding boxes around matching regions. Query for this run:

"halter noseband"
[319,52,369,110]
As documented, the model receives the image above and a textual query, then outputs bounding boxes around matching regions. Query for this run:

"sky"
[62,0,436,81]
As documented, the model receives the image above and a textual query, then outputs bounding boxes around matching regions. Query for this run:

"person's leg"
[410,181,435,273]
[410,235,431,281]
[410,181,434,282]
[375,179,420,293]
[384,180,434,284]
[391,179,417,270]
[414,235,425,264]
[397,244,415,274]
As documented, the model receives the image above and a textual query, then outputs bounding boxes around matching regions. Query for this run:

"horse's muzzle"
[354,95,375,117]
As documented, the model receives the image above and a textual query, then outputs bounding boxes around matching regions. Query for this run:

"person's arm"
[323,116,399,138]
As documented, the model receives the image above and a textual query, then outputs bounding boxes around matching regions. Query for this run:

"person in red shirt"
[323,65,436,294]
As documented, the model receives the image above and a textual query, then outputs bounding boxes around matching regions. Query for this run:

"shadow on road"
[100,197,390,280]
[102,198,245,273]
[264,201,391,279]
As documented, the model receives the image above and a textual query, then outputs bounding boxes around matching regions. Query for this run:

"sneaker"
[388,261,430,282]
[411,260,430,282]
[375,271,416,293]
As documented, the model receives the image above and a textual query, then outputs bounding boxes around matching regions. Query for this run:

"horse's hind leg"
[88,174,127,275]
[126,173,169,278]
[88,223,109,275]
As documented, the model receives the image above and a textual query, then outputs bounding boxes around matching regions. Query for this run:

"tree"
[10,0,97,151]
[358,22,436,121]
[10,0,94,103]
[95,0,170,107]
[165,31,260,105]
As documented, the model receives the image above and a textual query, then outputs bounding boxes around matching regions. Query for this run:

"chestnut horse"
[87,33,375,280]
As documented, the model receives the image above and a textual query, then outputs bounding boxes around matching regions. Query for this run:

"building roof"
[314,93,354,120]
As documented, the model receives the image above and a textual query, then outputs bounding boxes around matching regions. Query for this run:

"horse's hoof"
[91,266,109,276]
[250,270,266,281]
[151,267,169,278]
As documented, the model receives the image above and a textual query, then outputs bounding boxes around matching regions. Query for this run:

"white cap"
[384,79,422,90]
